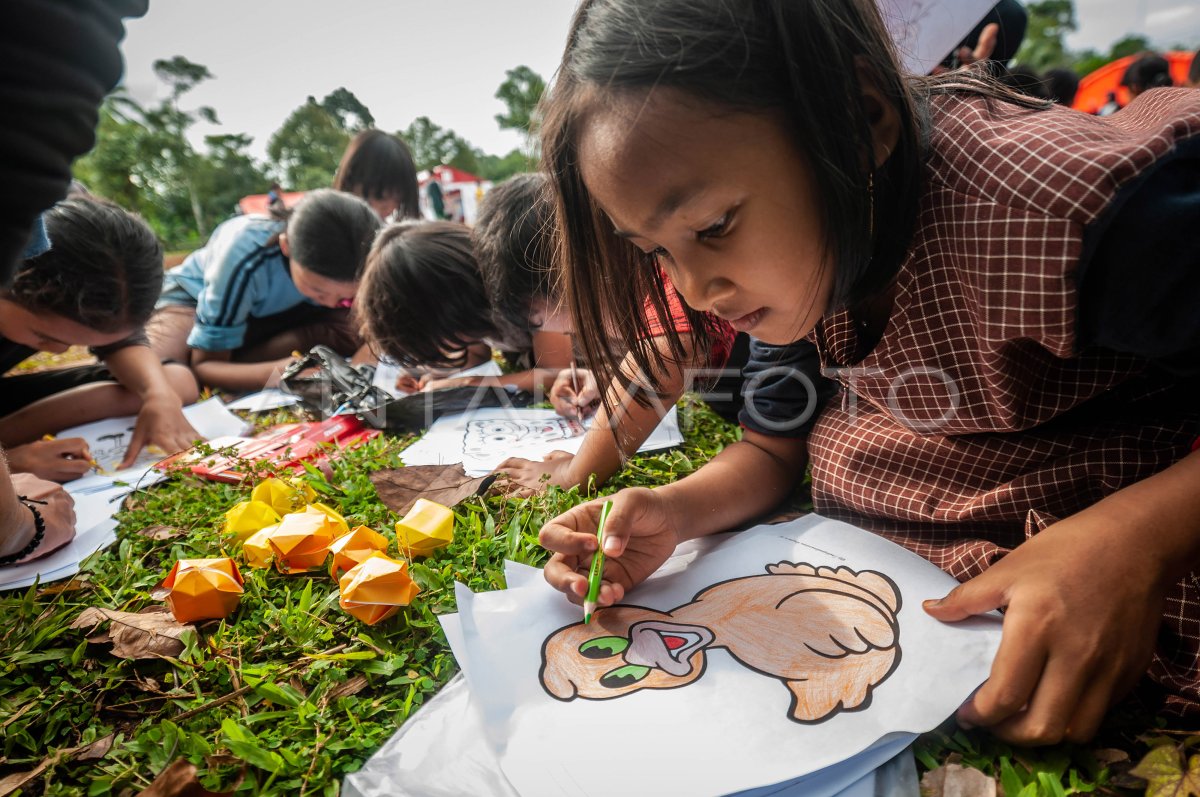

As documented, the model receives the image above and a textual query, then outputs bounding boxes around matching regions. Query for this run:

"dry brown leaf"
[138,525,184,541]
[37,576,91,596]
[1092,748,1131,766]
[76,733,115,761]
[0,741,92,796]
[920,763,997,797]
[136,758,234,797]
[71,606,195,660]
[370,464,495,516]
[321,674,368,707]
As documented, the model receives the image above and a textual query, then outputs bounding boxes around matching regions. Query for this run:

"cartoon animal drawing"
[540,562,902,723]
[463,418,585,459]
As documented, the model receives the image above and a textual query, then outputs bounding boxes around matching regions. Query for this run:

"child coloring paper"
[442,515,1000,797]
[400,406,683,476]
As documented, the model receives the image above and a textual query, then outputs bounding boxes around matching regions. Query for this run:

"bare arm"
[191,348,293,392]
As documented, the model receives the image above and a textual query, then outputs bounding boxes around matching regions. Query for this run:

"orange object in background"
[251,477,316,516]
[1073,51,1194,115]
[267,506,341,574]
[394,498,455,558]
[310,502,351,537]
[243,525,277,569]
[338,552,421,625]
[161,558,245,623]
[329,525,390,579]
[223,500,282,541]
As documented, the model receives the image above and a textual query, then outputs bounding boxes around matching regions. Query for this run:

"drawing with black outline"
[463,418,585,460]
[540,562,902,723]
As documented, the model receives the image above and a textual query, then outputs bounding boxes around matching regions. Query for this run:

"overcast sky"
[118,0,1200,163]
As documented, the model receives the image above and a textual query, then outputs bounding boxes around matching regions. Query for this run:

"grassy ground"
[0,397,1180,795]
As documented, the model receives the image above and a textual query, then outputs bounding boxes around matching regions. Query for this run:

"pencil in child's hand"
[570,360,581,417]
[583,500,614,623]
[42,433,99,469]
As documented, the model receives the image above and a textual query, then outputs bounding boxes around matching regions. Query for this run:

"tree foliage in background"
[1014,0,1077,72]
[267,88,375,191]
[494,65,546,158]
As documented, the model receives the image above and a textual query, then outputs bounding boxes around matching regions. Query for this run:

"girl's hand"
[539,487,679,606]
[8,473,76,561]
[421,375,477,392]
[122,395,200,468]
[550,368,600,419]
[924,512,1167,745]
[495,451,579,495]
[6,439,93,482]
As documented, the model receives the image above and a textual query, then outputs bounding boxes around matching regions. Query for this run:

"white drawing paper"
[442,516,1000,797]
[400,407,684,476]
[877,0,996,75]
[225,389,302,412]
[372,358,504,399]
[0,398,249,591]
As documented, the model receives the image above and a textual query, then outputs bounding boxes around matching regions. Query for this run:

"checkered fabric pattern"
[805,89,1200,713]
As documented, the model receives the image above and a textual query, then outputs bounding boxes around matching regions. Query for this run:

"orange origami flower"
[223,500,282,541]
[251,477,317,516]
[242,525,276,569]
[329,525,389,579]
[267,506,338,574]
[161,558,244,623]
[310,501,350,538]
[338,552,421,625]
[394,499,454,558]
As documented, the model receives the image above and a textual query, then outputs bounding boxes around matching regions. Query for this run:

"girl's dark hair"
[1122,53,1173,92]
[7,197,162,332]
[333,130,421,220]
[472,172,557,349]
[356,220,498,368]
[541,0,1047,402]
[286,189,382,282]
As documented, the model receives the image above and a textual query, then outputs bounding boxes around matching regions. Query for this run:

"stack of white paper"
[345,516,1001,797]
[0,398,249,591]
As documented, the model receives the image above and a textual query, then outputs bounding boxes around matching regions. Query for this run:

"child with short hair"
[0,197,199,481]
[537,0,1200,744]
[333,129,421,221]
[475,172,743,492]
[147,189,381,392]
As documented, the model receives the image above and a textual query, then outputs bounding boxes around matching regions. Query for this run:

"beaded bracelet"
[0,496,47,566]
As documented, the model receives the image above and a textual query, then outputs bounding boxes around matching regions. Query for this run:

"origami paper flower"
[338,552,421,625]
[251,477,317,516]
[223,500,282,541]
[309,501,350,537]
[242,525,277,569]
[161,558,244,623]
[267,506,339,574]
[394,498,454,557]
[329,525,389,579]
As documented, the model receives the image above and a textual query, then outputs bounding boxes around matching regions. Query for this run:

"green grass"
[0,397,1171,795]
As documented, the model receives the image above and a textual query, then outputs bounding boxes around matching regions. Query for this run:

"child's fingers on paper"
[543,555,588,602]
[958,624,1047,728]
[922,576,1005,621]
[985,653,1097,746]
[49,437,90,458]
[539,509,601,555]
[1063,672,1122,743]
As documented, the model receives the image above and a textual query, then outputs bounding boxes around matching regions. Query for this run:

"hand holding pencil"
[5,436,94,483]
[549,366,600,419]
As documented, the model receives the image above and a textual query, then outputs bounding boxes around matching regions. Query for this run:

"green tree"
[494,65,546,156]
[321,87,375,132]
[1108,34,1150,61]
[474,148,535,182]
[1014,0,1076,71]
[193,133,269,224]
[267,97,351,189]
[399,116,475,172]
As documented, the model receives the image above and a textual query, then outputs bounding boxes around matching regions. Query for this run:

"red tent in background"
[1072,51,1194,116]
[238,191,306,216]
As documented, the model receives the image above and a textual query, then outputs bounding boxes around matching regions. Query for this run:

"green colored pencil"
[583,500,614,623]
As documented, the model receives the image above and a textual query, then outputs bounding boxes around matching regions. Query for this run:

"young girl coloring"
[147,189,381,392]
[538,0,1200,744]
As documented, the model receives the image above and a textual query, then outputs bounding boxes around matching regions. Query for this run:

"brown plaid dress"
[806,88,1200,713]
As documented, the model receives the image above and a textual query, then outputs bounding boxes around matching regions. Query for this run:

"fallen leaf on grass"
[70,606,195,660]
[370,465,495,516]
[138,525,184,541]
[136,758,234,797]
[0,737,111,796]
[1091,748,1131,766]
[920,763,997,797]
[76,733,114,761]
[1130,744,1200,797]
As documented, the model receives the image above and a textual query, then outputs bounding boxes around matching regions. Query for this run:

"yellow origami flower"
[161,558,244,623]
[329,525,389,579]
[267,506,338,574]
[243,525,276,569]
[223,500,282,541]
[309,501,350,538]
[394,499,454,558]
[251,477,317,516]
[338,552,421,625]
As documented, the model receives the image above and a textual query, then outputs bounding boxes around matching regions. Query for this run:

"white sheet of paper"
[225,389,302,412]
[444,516,1000,797]
[878,0,995,74]
[371,358,504,399]
[399,406,683,476]
[0,398,249,591]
